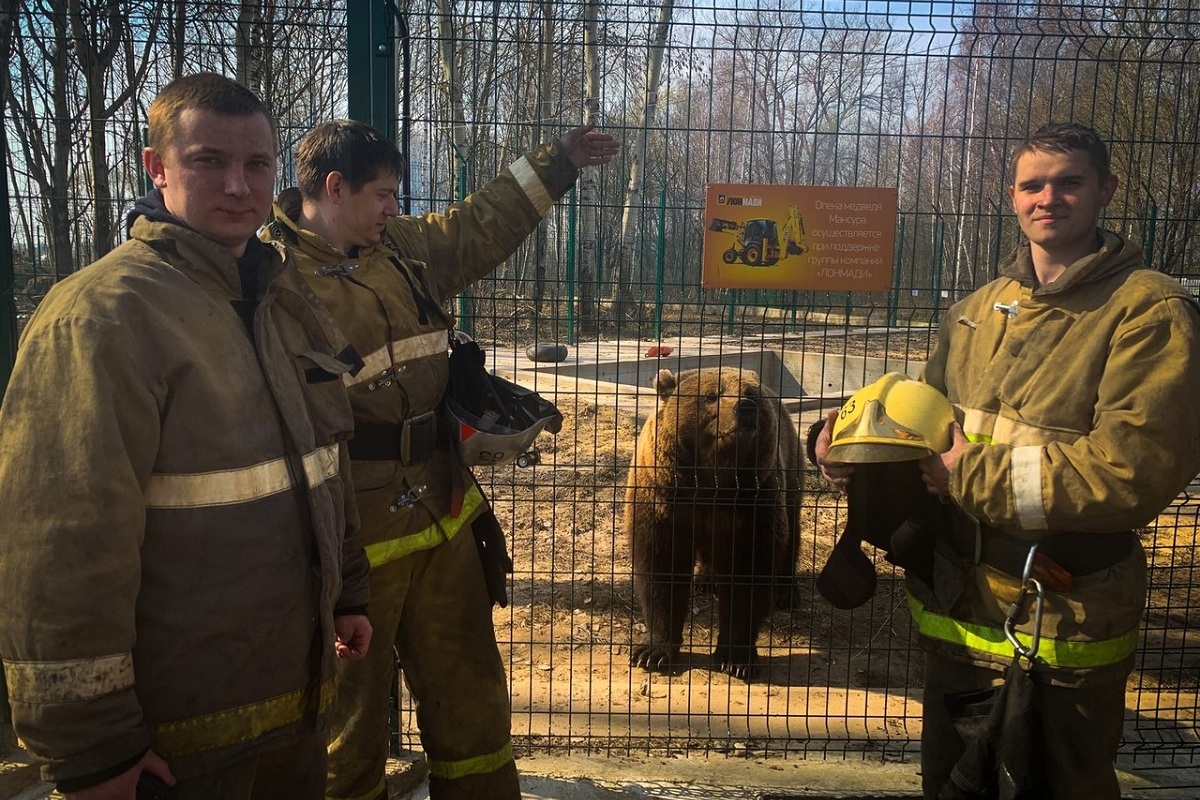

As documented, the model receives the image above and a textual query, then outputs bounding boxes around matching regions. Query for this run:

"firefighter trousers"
[920,653,1127,800]
[326,519,519,800]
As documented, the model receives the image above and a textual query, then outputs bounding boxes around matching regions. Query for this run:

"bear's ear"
[654,369,677,399]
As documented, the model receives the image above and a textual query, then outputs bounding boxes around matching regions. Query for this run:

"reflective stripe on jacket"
[0,218,369,783]
[914,230,1200,686]
[264,139,578,552]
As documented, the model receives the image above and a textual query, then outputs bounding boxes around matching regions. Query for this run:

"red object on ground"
[645,345,673,358]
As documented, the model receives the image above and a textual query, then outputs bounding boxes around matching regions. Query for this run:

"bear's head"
[652,367,781,482]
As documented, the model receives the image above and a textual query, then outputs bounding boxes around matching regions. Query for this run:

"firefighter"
[813,123,1200,799]
[0,73,371,798]
[262,119,618,800]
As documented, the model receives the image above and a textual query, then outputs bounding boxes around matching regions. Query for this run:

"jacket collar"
[268,188,351,264]
[128,213,282,300]
[267,188,401,264]
[999,229,1144,297]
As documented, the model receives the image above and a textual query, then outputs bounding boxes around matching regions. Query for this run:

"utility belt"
[947,521,1133,583]
[347,409,449,464]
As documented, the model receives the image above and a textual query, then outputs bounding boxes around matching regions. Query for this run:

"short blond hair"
[1012,122,1112,183]
[148,72,275,154]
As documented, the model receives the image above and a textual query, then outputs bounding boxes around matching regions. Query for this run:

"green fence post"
[932,217,944,321]
[1141,197,1158,271]
[347,0,397,144]
[1,110,15,751]
[1,119,16,401]
[454,159,471,334]
[566,188,577,346]
[654,183,665,340]
[141,127,152,197]
[990,201,1003,283]
[888,216,905,328]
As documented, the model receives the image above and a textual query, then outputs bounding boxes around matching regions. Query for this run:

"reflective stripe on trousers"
[326,776,386,800]
[151,679,333,759]
[427,740,514,780]
[364,484,486,569]
[906,593,1138,670]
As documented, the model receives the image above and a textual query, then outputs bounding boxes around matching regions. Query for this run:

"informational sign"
[701,183,898,291]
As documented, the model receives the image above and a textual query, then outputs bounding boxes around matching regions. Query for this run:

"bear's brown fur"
[625,367,802,680]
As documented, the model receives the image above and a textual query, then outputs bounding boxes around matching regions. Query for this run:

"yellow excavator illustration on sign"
[710,205,808,266]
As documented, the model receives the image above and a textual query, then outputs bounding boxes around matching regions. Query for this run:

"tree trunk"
[613,0,673,308]
[576,0,602,335]
[46,4,74,278]
[67,0,160,260]
[237,0,266,95]
[531,0,554,304]
[436,0,469,189]
[436,0,471,322]
[170,0,185,78]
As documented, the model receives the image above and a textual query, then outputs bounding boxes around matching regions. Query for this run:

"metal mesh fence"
[3,0,1199,775]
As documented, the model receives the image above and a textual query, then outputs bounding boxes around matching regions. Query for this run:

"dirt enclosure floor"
[478,390,923,753]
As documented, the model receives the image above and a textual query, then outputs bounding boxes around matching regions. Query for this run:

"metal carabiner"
[388,483,427,513]
[1003,544,1045,661]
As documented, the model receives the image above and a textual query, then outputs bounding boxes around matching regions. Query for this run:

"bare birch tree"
[613,0,673,307]
[527,0,557,303]
[64,0,162,258]
[437,0,470,195]
[576,0,603,333]
[8,1,79,278]
[236,0,267,94]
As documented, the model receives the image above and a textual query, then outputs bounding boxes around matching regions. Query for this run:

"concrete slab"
[388,753,1200,800]
[3,746,1197,798]
[391,753,925,800]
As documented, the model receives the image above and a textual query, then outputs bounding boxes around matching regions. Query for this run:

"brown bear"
[625,367,802,680]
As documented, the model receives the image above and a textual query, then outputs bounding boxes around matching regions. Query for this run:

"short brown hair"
[295,120,404,200]
[1011,122,1112,183]
[148,72,274,154]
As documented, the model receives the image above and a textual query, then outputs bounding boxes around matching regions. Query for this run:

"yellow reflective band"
[959,407,1080,448]
[907,593,1138,670]
[365,484,486,569]
[345,330,448,389]
[145,444,340,509]
[509,157,553,215]
[427,740,513,781]
[4,654,134,703]
[150,679,333,759]
[326,776,386,800]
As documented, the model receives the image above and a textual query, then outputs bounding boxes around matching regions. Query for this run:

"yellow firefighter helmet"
[828,373,955,463]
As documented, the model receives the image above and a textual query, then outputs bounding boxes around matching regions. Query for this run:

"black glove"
[473,507,514,608]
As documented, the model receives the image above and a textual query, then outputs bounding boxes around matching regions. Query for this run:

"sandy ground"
[477,391,923,751]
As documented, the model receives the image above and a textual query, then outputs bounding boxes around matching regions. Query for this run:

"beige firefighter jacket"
[264,139,578,566]
[0,217,370,785]
[911,229,1200,686]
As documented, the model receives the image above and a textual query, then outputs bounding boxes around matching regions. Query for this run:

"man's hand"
[918,422,966,498]
[561,123,620,169]
[814,408,854,493]
[334,614,372,660]
[65,750,174,800]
